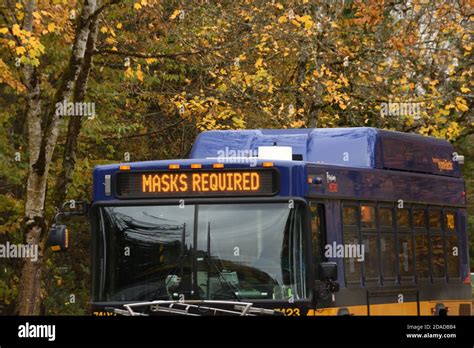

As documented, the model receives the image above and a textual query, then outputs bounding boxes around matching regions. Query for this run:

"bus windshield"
[98,202,308,302]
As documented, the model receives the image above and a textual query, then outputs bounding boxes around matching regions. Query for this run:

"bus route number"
[274,308,301,316]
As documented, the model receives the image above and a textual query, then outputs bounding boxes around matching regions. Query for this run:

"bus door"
[309,201,327,280]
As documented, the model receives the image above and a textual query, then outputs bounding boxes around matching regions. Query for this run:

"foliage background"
[0,0,472,314]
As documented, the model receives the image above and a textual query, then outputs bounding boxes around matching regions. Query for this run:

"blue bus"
[51,127,472,316]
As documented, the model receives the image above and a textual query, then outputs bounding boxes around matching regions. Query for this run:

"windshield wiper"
[148,222,190,300]
[204,222,242,301]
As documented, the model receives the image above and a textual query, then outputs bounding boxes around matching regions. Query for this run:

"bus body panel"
[89,127,470,315]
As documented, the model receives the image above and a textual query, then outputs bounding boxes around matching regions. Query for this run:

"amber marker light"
[119,165,131,171]
[262,162,274,167]
[169,164,180,169]
[191,164,202,169]
[213,163,224,168]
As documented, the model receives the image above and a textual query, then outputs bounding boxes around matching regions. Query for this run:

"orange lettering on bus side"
[234,173,243,191]
[192,173,201,191]
[161,174,170,192]
[142,174,152,192]
[152,174,161,192]
[218,173,227,191]
[201,173,209,191]
[226,173,234,191]
[251,172,260,191]
[179,174,188,192]
[209,173,218,191]
[170,174,179,192]
[242,172,250,190]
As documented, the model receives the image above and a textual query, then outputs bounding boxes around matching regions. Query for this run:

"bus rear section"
[304,128,471,315]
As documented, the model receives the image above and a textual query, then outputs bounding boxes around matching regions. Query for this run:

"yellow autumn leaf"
[32,11,41,19]
[455,97,468,111]
[278,15,287,24]
[275,3,284,10]
[15,46,26,55]
[460,86,470,93]
[0,58,26,92]
[299,15,313,29]
[100,26,108,33]
[145,57,157,64]
[12,24,21,36]
[291,19,301,27]
[136,65,144,82]
[133,2,142,10]
[141,0,148,5]
[169,9,181,20]
[0,27,8,34]
[255,58,263,68]
[124,67,134,78]
[47,23,55,32]
[116,23,123,29]
[375,76,383,82]
[7,40,15,48]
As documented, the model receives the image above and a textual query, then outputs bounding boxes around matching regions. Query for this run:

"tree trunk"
[16,0,97,315]
[16,0,45,316]
[53,16,99,207]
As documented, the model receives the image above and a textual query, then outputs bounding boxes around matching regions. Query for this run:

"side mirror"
[318,262,338,281]
[47,224,69,252]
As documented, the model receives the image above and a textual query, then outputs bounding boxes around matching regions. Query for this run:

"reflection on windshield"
[99,203,307,302]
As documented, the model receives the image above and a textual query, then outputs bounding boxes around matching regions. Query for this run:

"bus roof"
[190,127,461,177]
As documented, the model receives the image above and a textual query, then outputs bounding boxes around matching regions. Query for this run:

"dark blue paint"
[92,159,304,201]
[307,164,465,206]
[93,127,464,205]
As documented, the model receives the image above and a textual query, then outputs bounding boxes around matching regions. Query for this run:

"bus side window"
[397,208,414,279]
[342,205,362,285]
[413,208,430,280]
[445,210,459,280]
[429,209,445,279]
[378,206,397,280]
[361,204,379,281]
[309,203,326,279]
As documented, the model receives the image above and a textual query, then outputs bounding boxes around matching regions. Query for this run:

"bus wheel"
[337,307,351,316]
[433,303,447,316]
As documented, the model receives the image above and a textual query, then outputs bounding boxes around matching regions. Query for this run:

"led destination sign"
[116,169,278,198]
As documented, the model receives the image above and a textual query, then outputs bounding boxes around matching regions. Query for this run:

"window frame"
[377,203,397,284]
[395,204,415,282]
[412,205,430,282]
[428,206,446,281]
[360,202,379,284]
[444,208,460,282]
[341,202,363,287]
